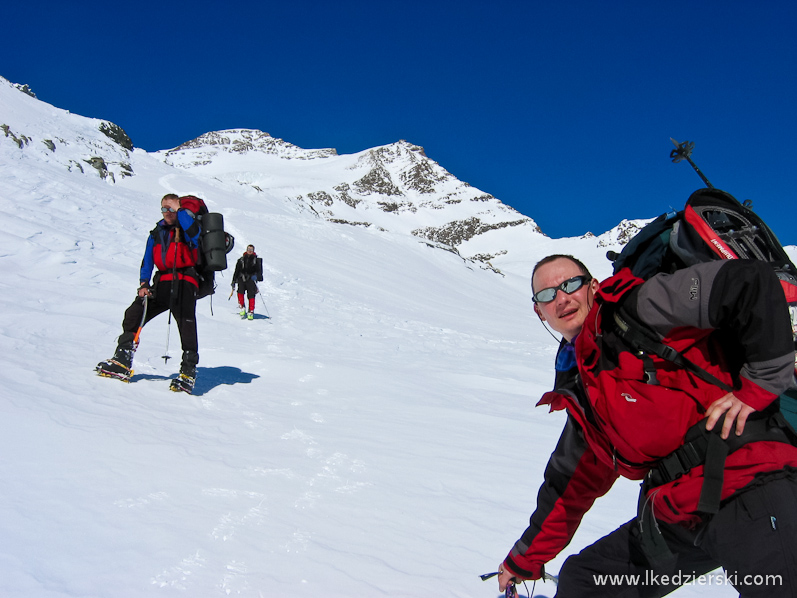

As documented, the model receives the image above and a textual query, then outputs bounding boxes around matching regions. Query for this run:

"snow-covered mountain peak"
[286,140,545,272]
[163,128,338,165]
[350,139,461,197]
[146,126,547,272]
[352,139,428,168]
[595,218,653,247]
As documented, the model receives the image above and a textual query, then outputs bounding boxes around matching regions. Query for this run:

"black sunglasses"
[532,275,592,304]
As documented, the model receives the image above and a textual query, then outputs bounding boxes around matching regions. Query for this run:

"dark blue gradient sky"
[4,1,795,243]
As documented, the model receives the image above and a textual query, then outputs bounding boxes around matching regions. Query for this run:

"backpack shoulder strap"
[612,301,733,392]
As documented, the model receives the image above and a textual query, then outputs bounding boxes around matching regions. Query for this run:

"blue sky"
[4,1,796,244]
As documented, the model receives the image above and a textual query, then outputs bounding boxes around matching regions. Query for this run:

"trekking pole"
[162,281,175,364]
[162,265,179,364]
[670,138,715,189]
[162,314,172,363]
[257,288,271,318]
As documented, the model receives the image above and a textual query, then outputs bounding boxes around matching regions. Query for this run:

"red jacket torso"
[151,226,199,287]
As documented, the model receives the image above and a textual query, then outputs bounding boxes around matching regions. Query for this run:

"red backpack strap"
[595,267,644,305]
[683,203,739,260]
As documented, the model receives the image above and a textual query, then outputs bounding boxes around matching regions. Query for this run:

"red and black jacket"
[504,259,797,580]
[232,252,263,284]
[140,210,201,287]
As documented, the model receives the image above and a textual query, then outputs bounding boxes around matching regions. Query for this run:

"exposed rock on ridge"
[412,216,537,246]
[165,129,338,165]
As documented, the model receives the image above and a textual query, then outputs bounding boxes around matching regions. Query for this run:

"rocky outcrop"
[354,164,402,197]
[400,160,447,194]
[412,217,536,246]
[1,124,30,148]
[12,83,36,98]
[333,183,361,208]
[99,121,133,150]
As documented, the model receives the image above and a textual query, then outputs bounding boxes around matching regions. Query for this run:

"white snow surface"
[0,76,748,597]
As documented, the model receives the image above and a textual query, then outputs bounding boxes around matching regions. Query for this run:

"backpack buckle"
[654,440,705,484]
[639,352,660,385]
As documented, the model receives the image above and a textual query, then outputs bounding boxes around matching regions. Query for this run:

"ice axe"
[480,570,558,597]
[133,294,148,350]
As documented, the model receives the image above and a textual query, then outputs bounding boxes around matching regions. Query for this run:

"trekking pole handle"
[670,138,714,189]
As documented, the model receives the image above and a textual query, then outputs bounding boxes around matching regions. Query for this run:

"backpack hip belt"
[647,412,796,513]
[636,412,795,572]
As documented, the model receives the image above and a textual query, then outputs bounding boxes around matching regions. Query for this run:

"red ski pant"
[237,278,257,311]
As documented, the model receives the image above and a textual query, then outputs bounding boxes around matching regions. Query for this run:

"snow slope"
[0,77,740,597]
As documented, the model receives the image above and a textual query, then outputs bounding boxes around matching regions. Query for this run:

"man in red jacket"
[497,254,797,597]
[96,193,201,393]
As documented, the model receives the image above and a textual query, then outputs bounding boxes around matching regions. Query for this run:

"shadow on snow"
[130,366,260,396]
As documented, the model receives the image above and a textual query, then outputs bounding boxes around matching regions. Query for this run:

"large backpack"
[601,149,797,559]
[178,195,235,299]
[607,187,797,428]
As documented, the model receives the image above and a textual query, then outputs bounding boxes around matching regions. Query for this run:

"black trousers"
[236,277,258,299]
[555,472,797,598]
[118,279,198,354]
